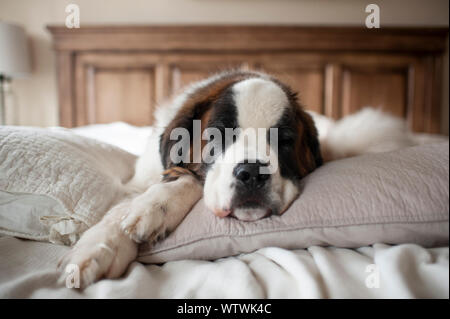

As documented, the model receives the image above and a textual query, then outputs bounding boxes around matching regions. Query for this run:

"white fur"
[121,175,203,243]
[126,127,165,192]
[309,107,417,162]
[203,127,296,220]
[233,78,288,129]
[232,207,269,222]
[58,199,138,288]
[59,174,203,287]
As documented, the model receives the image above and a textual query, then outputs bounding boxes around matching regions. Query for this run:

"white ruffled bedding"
[0,236,447,298]
[0,122,448,298]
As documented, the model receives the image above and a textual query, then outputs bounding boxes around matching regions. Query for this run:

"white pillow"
[0,126,136,245]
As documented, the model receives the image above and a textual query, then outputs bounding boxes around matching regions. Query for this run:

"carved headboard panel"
[48,25,448,132]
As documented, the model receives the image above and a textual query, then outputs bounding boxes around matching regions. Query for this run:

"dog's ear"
[299,109,323,169]
[291,105,323,179]
[159,99,212,180]
[273,81,323,176]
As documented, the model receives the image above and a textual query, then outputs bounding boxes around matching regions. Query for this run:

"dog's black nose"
[233,161,270,189]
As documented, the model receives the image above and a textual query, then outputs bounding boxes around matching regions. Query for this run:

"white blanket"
[0,236,447,298]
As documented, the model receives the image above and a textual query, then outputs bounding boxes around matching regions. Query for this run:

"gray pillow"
[138,141,449,263]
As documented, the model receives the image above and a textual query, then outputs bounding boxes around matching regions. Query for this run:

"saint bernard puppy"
[59,70,414,287]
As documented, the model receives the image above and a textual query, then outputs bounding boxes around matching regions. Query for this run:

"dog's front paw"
[120,197,168,244]
[57,220,138,288]
[58,242,116,288]
[120,179,199,245]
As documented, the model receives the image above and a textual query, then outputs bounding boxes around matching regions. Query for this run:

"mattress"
[0,122,448,298]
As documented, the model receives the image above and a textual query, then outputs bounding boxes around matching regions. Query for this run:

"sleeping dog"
[59,70,414,287]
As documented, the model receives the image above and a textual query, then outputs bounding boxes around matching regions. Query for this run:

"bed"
[0,26,448,298]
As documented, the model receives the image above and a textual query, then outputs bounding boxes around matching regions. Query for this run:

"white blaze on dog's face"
[160,71,322,222]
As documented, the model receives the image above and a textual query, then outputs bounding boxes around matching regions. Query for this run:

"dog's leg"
[121,174,203,243]
[58,131,203,287]
[58,199,138,288]
[58,174,202,287]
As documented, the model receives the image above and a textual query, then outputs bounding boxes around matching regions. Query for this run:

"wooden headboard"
[47,25,448,133]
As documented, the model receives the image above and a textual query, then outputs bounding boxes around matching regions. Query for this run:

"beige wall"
[0,0,448,133]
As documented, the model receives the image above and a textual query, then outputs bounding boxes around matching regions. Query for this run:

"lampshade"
[0,21,31,78]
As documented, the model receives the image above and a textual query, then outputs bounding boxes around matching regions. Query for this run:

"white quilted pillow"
[0,126,136,245]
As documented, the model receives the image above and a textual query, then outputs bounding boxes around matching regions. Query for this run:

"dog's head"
[160,71,322,221]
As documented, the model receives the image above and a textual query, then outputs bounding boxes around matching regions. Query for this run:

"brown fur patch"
[162,166,198,183]
[294,108,323,177]
[275,78,323,179]
[268,75,323,178]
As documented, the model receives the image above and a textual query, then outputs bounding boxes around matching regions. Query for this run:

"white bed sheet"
[71,122,152,156]
[0,122,447,298]
[0,236,448,298]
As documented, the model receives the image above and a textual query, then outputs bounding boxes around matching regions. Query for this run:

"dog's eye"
[209,122,226,133]
[278,136,294,147]
[275,128,296,147]
[216,126,226,134]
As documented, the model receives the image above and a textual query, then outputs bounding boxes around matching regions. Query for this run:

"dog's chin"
[230,207,271,222]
